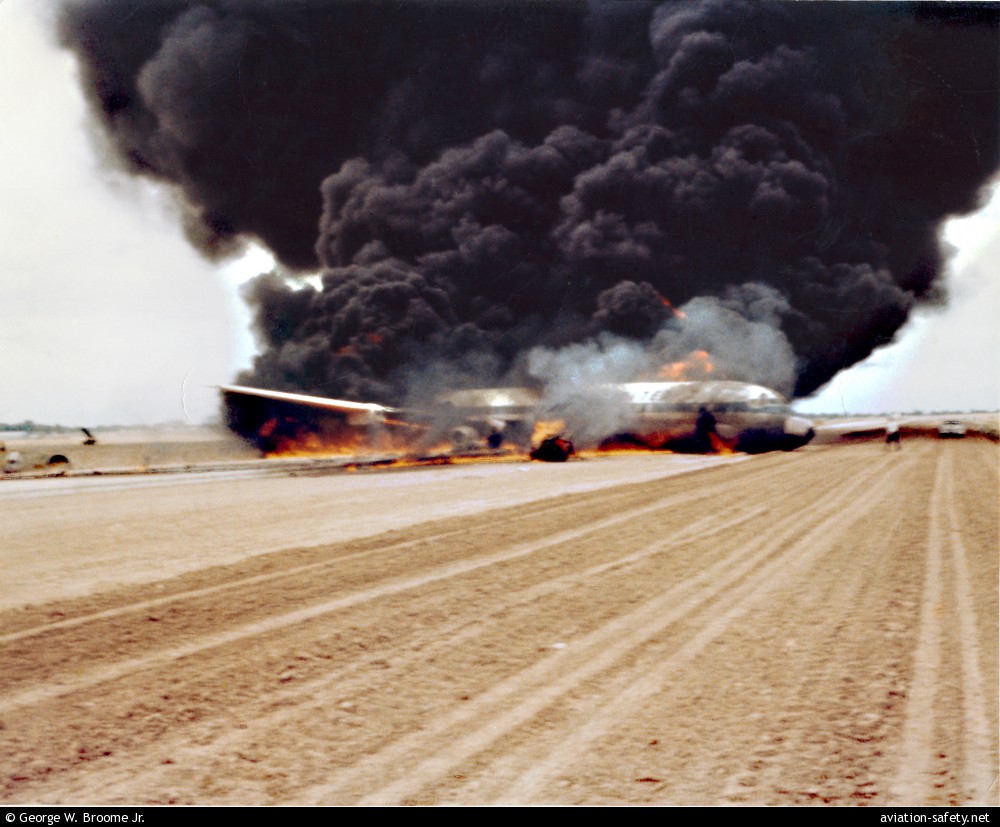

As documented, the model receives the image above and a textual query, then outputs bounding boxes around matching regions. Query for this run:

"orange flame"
[531,419,566,444]
[708,432,735,455]
[266,429,372,457]
[263,417,427,458]
[658,294,686,319]
[657,349,714,380]
[261,419,523,463]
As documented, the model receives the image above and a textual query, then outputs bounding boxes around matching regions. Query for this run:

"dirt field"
[0,426,259,474]
[1,438,996,806]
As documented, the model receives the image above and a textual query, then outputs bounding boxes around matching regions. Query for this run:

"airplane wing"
[217,384,399,417]
[219,384,419,453]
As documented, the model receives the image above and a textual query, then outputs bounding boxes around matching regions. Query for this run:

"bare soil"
[0,438,996,805]
[1,426,259,474]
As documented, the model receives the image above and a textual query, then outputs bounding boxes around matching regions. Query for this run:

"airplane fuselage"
[436,380,814,453]
[220,380,815,456]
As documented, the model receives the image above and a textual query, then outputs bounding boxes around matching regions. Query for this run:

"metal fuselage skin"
[437,381,814,453]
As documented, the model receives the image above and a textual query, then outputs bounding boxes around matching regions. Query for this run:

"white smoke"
[525,334,651,445]
[658,286,798,395]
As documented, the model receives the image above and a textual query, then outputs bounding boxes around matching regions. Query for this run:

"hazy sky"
[1,0,997,426]
[796,184,1000,416]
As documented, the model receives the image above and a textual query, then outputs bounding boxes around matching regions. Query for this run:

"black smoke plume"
[60,1,999,426]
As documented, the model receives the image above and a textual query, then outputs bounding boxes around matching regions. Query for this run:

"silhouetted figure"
[696,406,718,453]
[885,417,901,450]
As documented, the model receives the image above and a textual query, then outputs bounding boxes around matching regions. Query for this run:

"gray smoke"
[522,282,797,443]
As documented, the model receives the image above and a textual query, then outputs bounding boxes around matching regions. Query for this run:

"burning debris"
[530,437,576,464]
[58,1,1000,449]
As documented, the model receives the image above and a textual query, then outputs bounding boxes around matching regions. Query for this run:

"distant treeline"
[0,421,74,434]
[1,420,203,434]
[802,409,998,418]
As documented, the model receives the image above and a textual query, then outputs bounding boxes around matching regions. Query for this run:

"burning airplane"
[219,379,815,461]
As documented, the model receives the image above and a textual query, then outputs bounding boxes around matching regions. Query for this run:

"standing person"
[695,406,718,453]
[885,415,901,450]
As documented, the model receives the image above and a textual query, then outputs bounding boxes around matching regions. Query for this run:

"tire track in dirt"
[3,456,831,678]
[647,442,994,807]
[0,529,467,643]
[0,460,800,713]
[3,443,994,806]
[24,502,773,804]
[944,448,997,806]
[0,454,814,802]
[453,453,921,806]
[0,456,793,643]
[297,453,908,804]
[706,487,913,805]
[887,446,949,805]
[890,446,998,805]
[713,550,889,804]
[702,472,927,806]
[0,450,855,801]
[1,455,754,618]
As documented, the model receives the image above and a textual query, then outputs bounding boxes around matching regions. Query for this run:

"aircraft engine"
[783,415,814,438]
[779,415,816,450]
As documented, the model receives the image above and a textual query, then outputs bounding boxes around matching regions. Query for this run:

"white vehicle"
[3,450,24,473]
[938,419,967,438]
[0,450,71,475]
[0,435,76,476]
